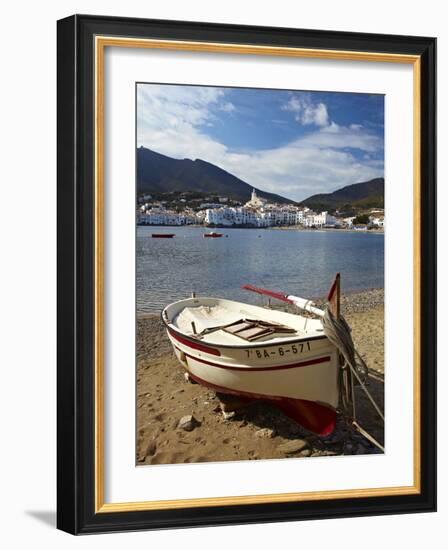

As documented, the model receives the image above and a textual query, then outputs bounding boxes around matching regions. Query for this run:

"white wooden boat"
[162,277,342,435]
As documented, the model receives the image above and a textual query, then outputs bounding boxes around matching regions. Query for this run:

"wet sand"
[136,289,384,465]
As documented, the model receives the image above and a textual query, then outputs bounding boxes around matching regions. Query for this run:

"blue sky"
[137,83,384,201]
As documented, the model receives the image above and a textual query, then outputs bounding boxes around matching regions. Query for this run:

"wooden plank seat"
[197,318,296,342]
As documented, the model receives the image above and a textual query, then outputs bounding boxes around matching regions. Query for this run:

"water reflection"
[136,226,384,312]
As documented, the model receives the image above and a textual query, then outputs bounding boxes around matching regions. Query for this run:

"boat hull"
[185,369,337,436]
[166,327,339,435]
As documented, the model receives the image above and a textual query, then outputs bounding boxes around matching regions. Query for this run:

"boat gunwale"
[161,305,328,350]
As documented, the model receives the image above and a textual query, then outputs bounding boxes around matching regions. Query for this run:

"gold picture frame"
[57,14,436,534]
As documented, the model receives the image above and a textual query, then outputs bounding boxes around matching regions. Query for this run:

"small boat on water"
[152,233,175,238]
[203,232,223,238]
[162,276,344,435]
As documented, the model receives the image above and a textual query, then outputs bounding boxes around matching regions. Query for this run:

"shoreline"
[138,224,384,235]
[136,288,384,465]
[137,287,384,319]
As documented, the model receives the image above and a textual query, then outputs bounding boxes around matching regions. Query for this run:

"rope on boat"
[368,369,384,383]
[352,420,385,453]
[321,307,385,451]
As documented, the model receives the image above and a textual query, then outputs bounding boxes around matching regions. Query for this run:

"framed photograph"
[57,14,436,534]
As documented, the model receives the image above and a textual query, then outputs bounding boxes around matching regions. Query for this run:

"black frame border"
[57,14,436,535]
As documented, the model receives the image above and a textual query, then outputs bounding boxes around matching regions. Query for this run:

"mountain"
[137,147,295,204]
[300,178,384,211]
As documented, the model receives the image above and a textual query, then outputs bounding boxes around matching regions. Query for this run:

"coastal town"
[137,189,385,230]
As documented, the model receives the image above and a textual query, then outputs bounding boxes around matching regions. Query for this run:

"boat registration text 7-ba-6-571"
[244,341,312,359]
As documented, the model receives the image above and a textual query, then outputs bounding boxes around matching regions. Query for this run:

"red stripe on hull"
[182,350,331,372]
[186,370,336,436]
[169,330,221,356]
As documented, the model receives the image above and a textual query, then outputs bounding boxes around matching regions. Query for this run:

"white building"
[296,208,309,224]
[315,211,338,227]
[302,211,338,227]
[205,204,313,228]
[369,215,385,228]
[139,207,197,226]
[137,190,376,230]
[343,217,356,228]
[245,189,267,209]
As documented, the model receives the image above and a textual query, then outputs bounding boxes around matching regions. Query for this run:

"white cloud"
[299,123,382,153]
[219,102,236,113]
[137,84,224,131]
[218,142,383,201]
[282,95,329,127]
[137,85,383,201]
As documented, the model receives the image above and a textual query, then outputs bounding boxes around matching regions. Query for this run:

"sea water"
[136,226,384,313]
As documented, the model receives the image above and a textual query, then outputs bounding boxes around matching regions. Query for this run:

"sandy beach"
[136,289,384,465]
